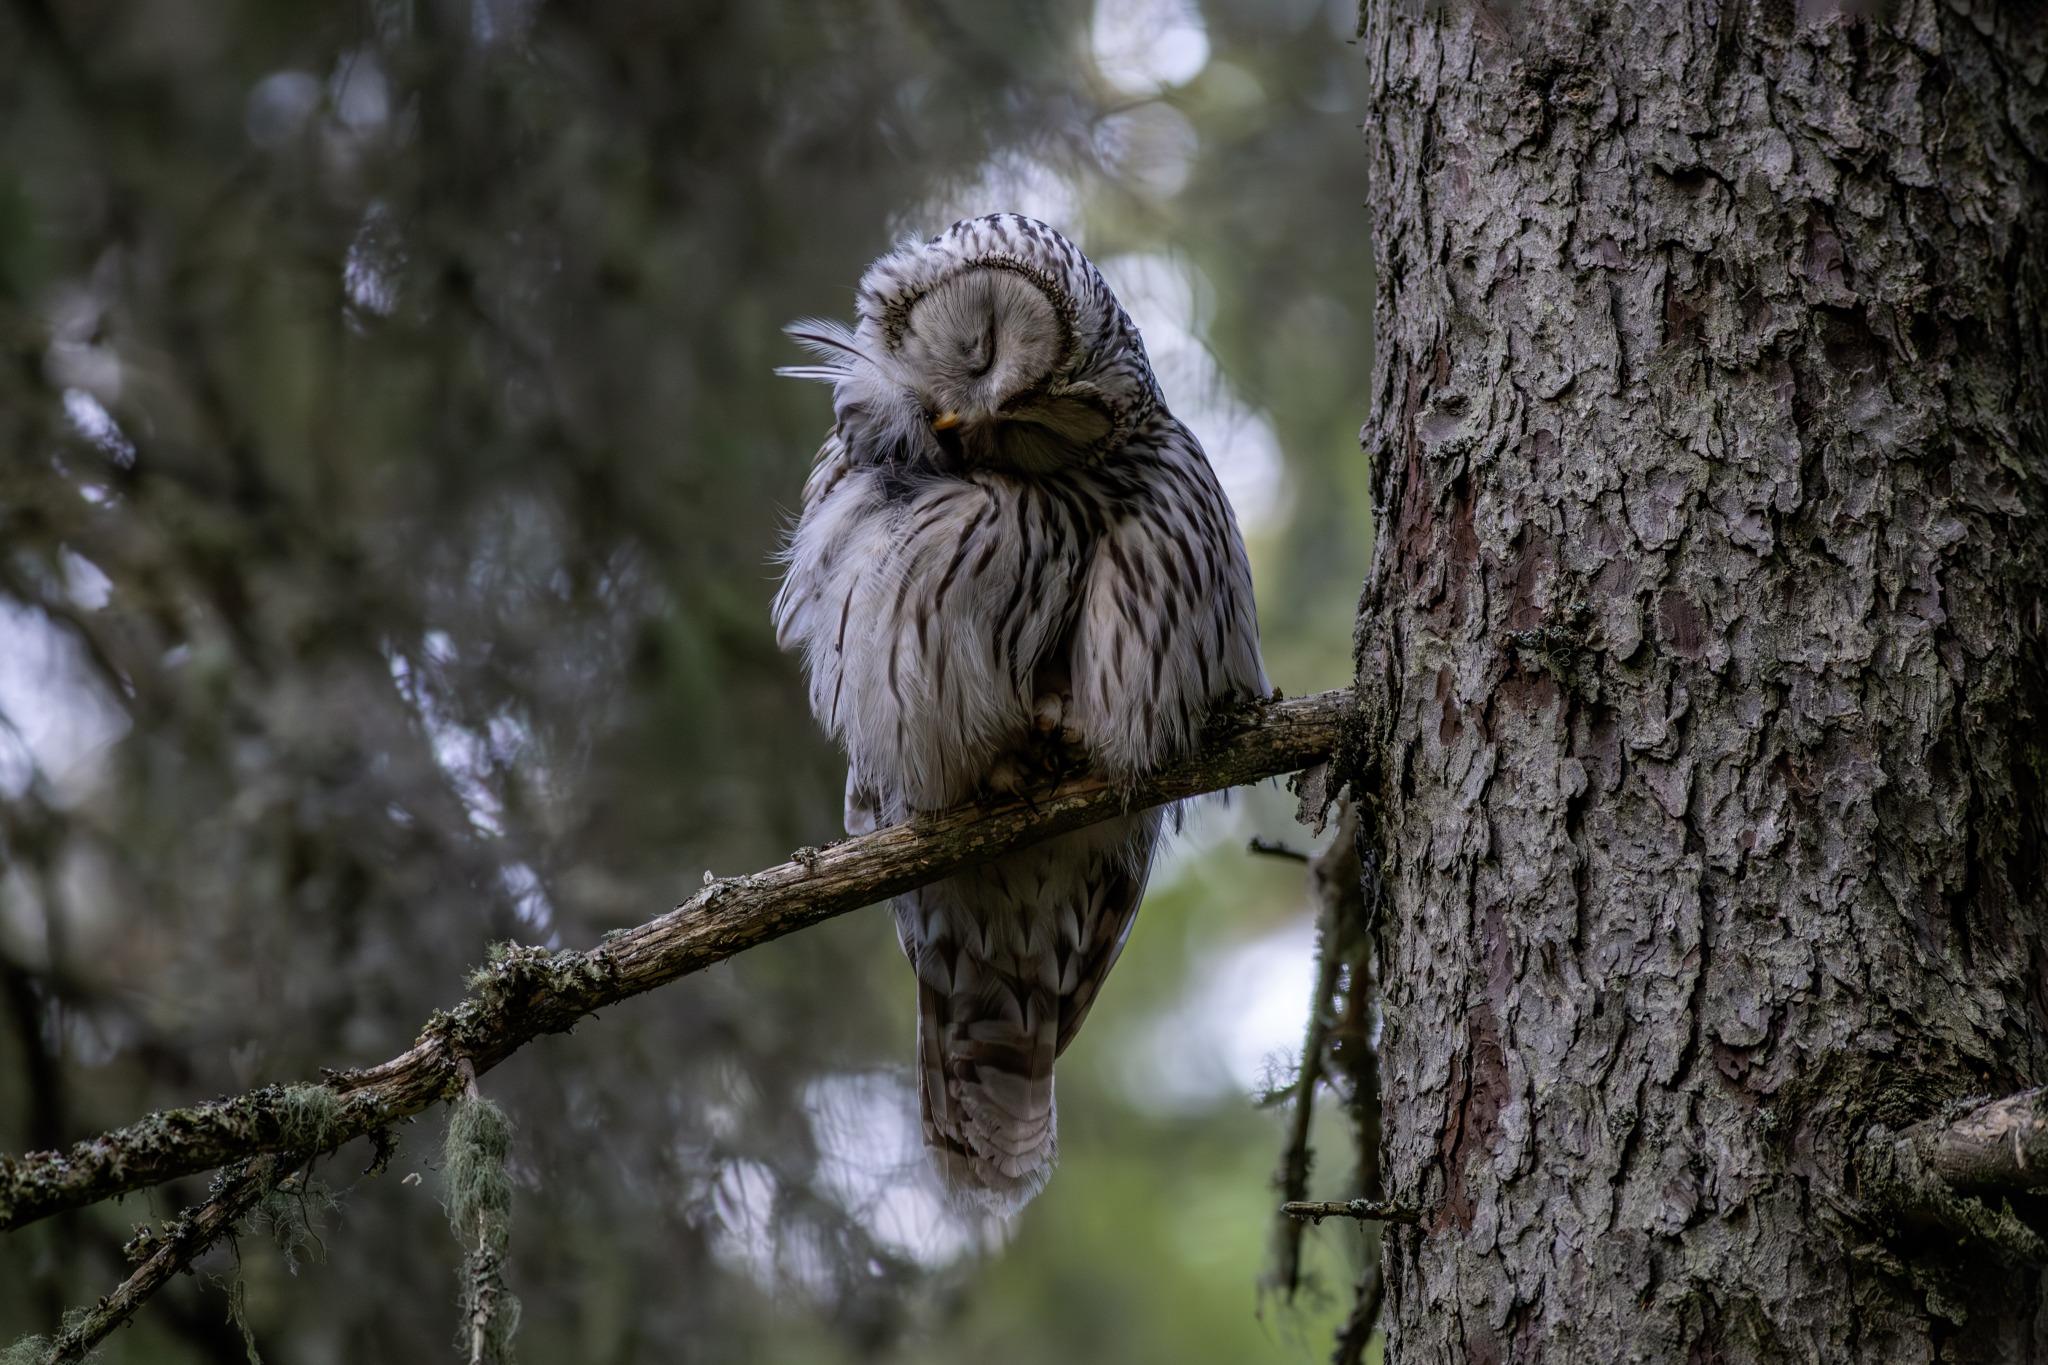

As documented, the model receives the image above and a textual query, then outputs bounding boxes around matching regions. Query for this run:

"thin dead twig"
[1265,798,1364,1302]
[40,1155,289,1364]
[1281,1198,1427,1226]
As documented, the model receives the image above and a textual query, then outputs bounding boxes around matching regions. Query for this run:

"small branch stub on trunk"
[1281,1198,1427,1226]
[1857,1089,2048,1269]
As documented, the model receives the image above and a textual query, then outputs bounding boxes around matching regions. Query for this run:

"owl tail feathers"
[915,977,1059,1217]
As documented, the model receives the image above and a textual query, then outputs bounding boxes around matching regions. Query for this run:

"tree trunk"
[1354,2,2048,1360]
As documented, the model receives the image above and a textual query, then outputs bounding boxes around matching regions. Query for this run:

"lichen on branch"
[0,686,1354,1234]
[446,1092,520,1365]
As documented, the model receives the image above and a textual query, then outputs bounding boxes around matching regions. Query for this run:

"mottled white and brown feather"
[773,214,1266,1212]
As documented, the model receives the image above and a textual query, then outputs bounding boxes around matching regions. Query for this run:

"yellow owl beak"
[931,411,962,431]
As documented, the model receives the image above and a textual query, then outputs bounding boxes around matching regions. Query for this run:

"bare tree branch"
[1331,1260,1385,1365]
[0,687,1352,1235]
[1893,1088,2048,1198]
[1264,797,1360,1301]
[1280,1199,1426,1225]
[1856,1088,2048,1268]
[1328,798,1387,1362]
[1246,836,1311,862]
[41,1155,289,1364]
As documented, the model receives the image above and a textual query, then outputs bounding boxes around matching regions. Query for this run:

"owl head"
[780,215,1161,478]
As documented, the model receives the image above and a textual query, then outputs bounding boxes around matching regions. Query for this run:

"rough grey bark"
[1353,2,2048,1361]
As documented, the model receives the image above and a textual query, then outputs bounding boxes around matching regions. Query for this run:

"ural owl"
[774,215,1266,1211]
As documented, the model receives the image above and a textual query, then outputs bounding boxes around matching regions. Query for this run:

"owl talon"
[984,757,1044,814]
[986,756,1027,796]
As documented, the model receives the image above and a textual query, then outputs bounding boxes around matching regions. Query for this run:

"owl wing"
[794,427,857,513]
[1066,426,1268,786]
[773,438,1086,814]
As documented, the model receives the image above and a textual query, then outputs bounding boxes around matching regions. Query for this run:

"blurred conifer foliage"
[0,0,1374,1359]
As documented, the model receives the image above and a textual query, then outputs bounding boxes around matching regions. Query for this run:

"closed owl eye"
[905,268,1063,401]
[961,318,997,379]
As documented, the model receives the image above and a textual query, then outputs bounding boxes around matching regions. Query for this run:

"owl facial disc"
[778,214,1159,482]
[899,267,1111,476]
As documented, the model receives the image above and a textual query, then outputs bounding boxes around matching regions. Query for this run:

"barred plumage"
[773,215,1266,1211]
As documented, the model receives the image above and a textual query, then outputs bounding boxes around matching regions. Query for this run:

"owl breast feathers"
[773,214,1267,1212]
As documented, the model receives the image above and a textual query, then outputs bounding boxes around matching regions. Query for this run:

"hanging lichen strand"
[444,1093,521,1365]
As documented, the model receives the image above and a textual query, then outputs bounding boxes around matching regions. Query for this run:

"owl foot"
[983,756,1041,814]
[991,706,1087,805]
[980,693,1090,808]
[1030,690,1086,751]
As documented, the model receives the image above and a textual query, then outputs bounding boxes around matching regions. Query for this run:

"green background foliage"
[0,0,1377,1358]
